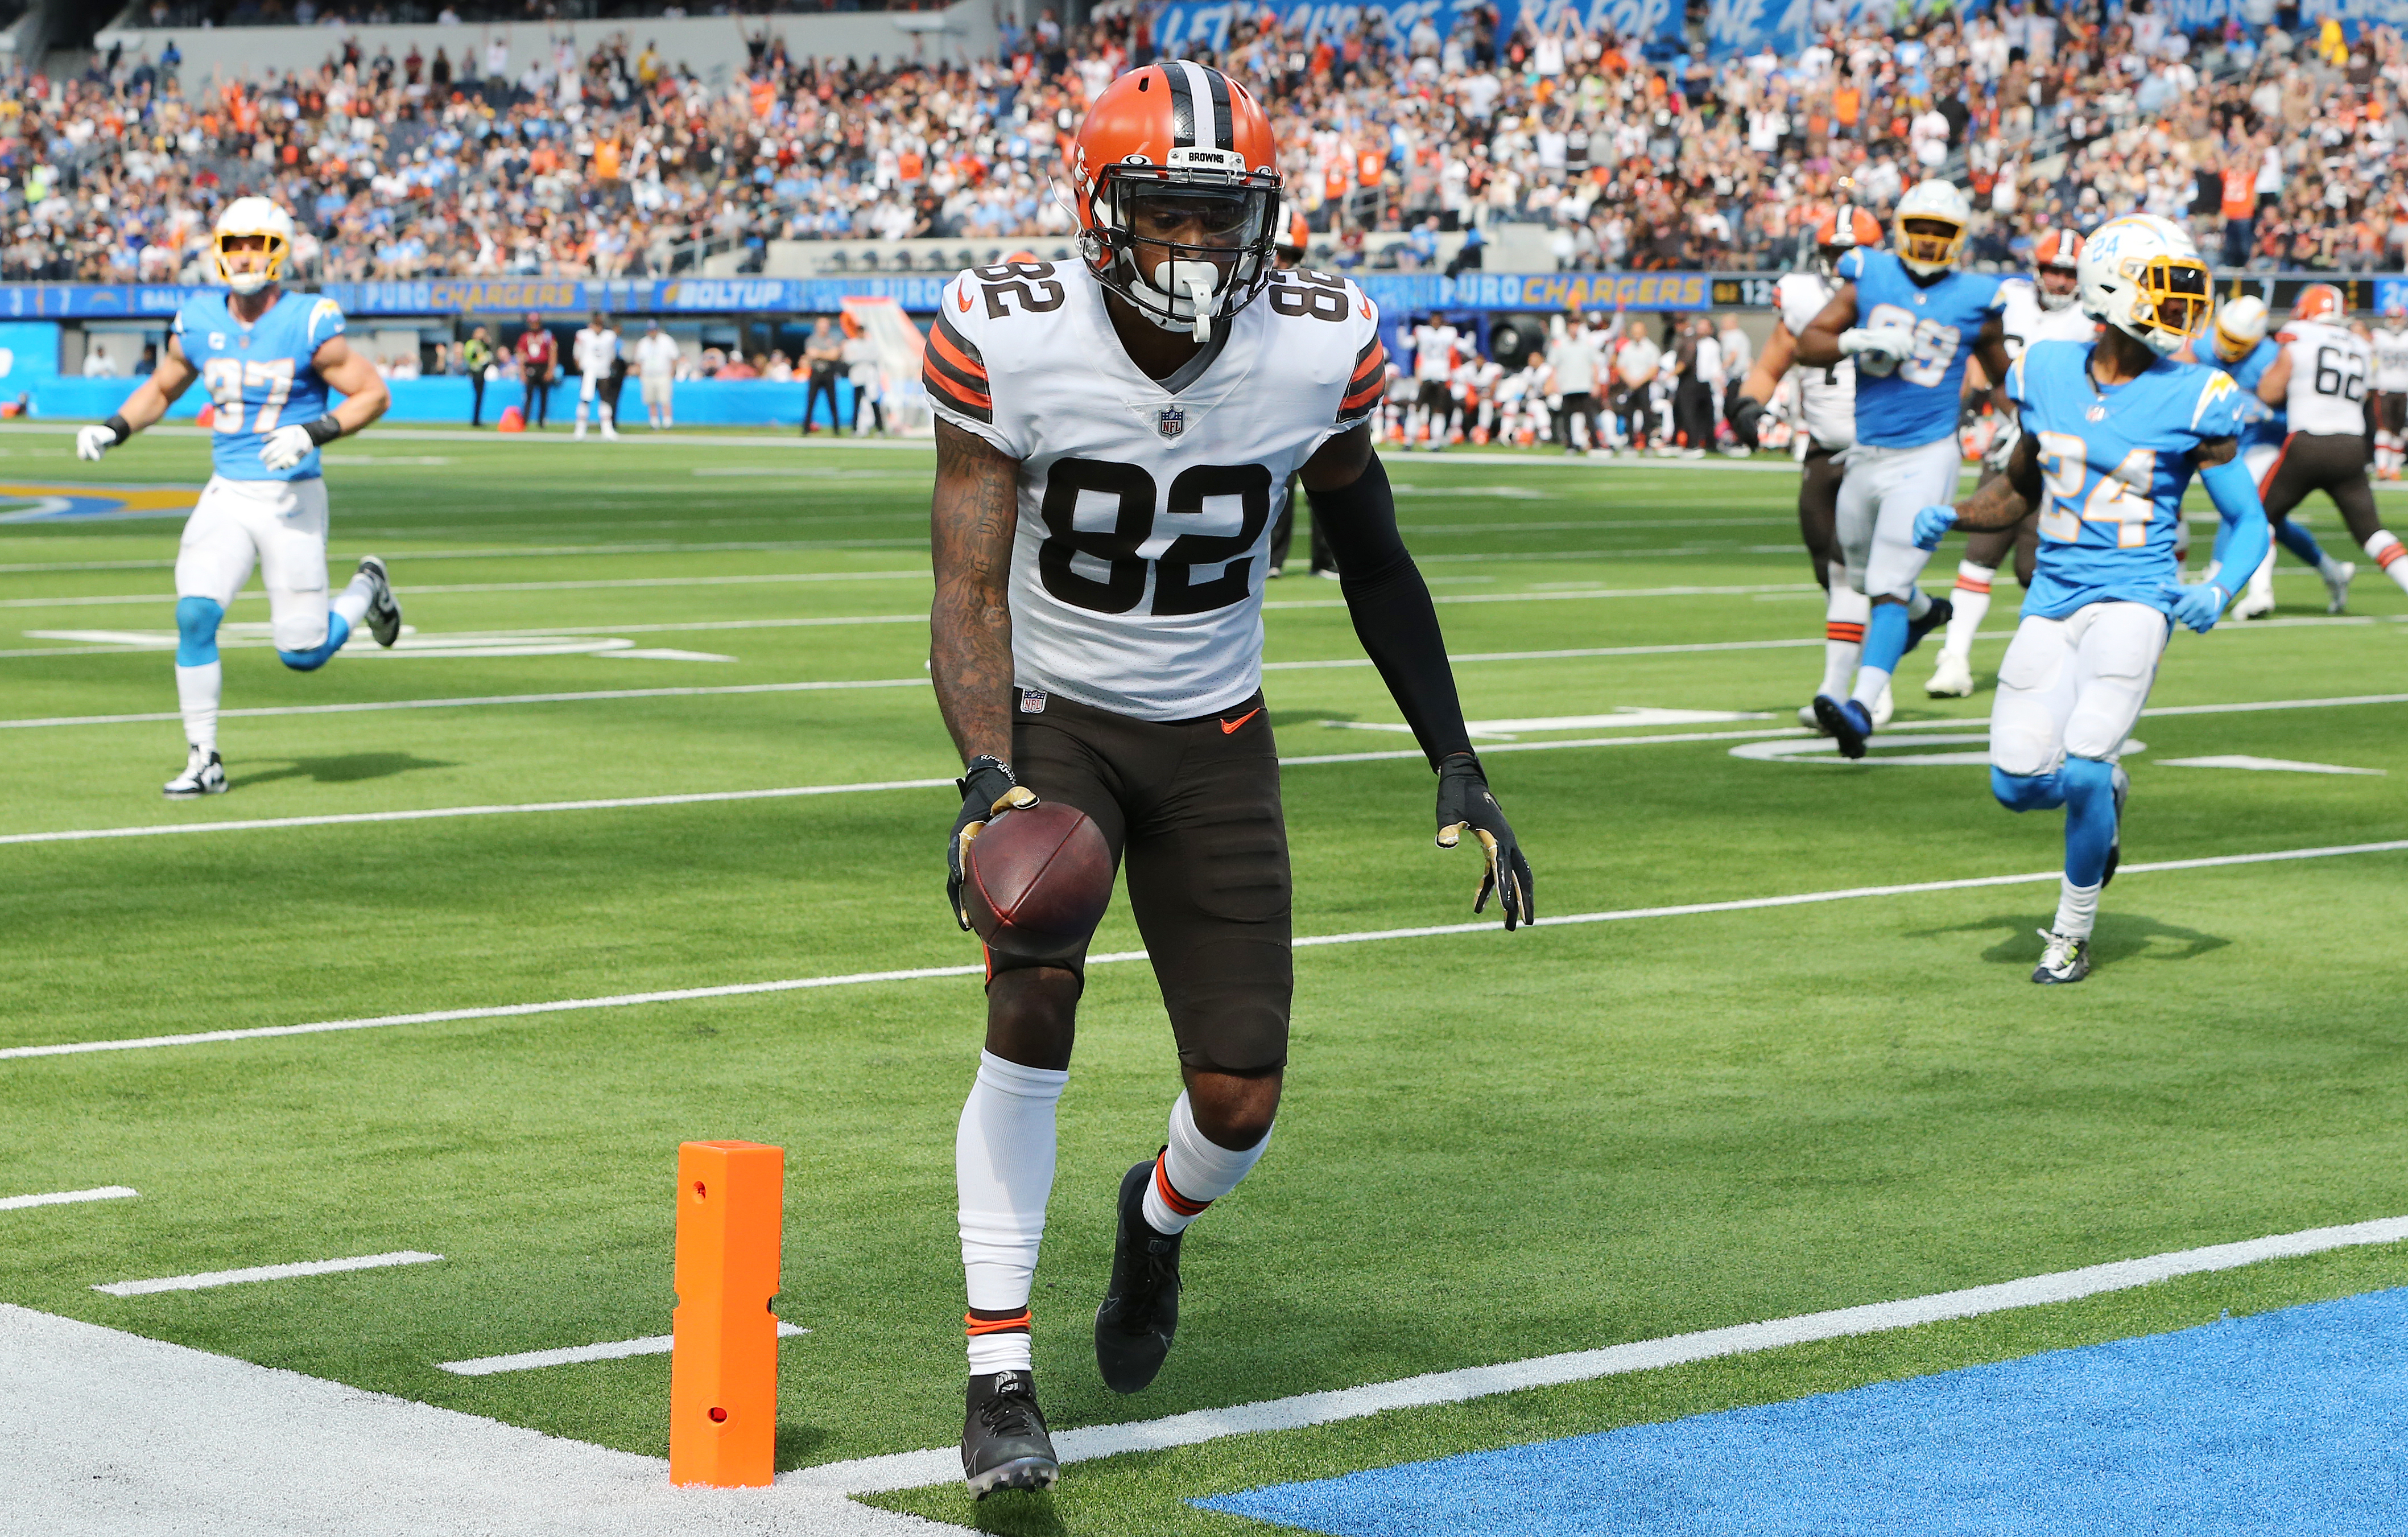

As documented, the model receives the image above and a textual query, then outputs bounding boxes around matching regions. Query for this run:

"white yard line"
[787,1211,2408,1494]
[0,1185,137,1211]
[93,1251,443,1297]
[9,840,2402,1065]
[0,777,958,847]
[436,1322,809,1377]
[0,572,930,610]
[0,677,936,731]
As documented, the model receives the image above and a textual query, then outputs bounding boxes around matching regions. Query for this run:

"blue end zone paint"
[1200,1287,2408,1535]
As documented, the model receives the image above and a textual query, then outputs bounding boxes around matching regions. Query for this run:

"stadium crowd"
[3,2,2406,285]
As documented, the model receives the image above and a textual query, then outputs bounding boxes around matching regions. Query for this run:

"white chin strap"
[220,259,272,296]
[1145,258,1224,343]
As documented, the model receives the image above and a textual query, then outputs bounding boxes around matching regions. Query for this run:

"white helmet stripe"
[1179,60,1218,150]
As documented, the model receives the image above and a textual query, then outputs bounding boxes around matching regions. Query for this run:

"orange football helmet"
[2033,227,2083,309]
[1071,60,1282,338]
[1812,204,1882,276]
[2293,283,2346,323]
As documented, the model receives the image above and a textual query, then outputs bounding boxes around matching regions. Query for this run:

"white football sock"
[175,661,221,754]
[1819,570,1866,698]
[2246,550,2275,606]
[2370,530,2408,594]
[2320,552,2352,582]
[2055,877,2101,942]
[1139,1091,1273,1237]
[1939,561,1994,662]
[1849,661,1893,709]
[957,1050,1066,1375]
[333,569,374,629]
[2172,517,2191,565]
[1906,586,1932,621]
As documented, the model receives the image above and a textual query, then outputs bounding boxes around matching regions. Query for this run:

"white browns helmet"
[2077,214,2211,357]
[1894,179,1972,275]
[212,196,297,296]
[2212,294,2269,364]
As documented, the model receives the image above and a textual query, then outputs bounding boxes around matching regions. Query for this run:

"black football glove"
[1434,752,1533,931]
[948,755,1038,929]
[1727,393,1766,450]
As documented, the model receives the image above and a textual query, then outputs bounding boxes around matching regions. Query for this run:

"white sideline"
[7,840,2403,1064]
[437,1322,810,1377]
[0,1305,951,1537]
[786,1212,2408,1494]
[93,1250,444,1296]
[0,1184,137,1211]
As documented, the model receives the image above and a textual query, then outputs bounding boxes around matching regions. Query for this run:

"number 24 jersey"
[171,289,346,482]
[2009,339,2253,620]
[1833,246,2002,449]
[926,259,1384,722]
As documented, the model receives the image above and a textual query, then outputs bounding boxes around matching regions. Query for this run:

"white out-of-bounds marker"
[436,1321,809,1377]
[93,1251,442,1297]
[0,1185,137,1212]
[787,1211,2408,1494]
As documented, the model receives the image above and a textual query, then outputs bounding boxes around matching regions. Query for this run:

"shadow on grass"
[1910,912,2230,966]
[953,1490,1068,1535]
[775,1421,831,1468]
[229,752,456,789]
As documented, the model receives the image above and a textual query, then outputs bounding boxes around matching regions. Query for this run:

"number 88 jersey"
[2008,337,2254,620]
[926,258,1385,722]
[171,290,345,481]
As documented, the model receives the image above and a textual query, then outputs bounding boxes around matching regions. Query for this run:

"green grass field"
[3,422,2405,1534]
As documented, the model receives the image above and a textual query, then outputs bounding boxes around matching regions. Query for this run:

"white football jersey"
[574,326,619,373]
[1998,277,2099,358]
[2278,319,2372,436]
[926,259,1382,721]
[1412,324,1458,382]
[2372,324,2408,393]
[1775,271,1854,451]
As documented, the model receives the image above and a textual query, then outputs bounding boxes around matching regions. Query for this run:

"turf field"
[3,421,2405,1534]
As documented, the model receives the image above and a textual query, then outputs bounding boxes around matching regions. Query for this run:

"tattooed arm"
[1950,428,2044,531]
[929,418,1023,765]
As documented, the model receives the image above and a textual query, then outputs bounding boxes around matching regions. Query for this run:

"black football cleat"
[962,1369,1058,1498]
[1903,594,1953,656]
[356,555,403,648]
[1094,1157,1182,1394]
[1812,694,1873,760]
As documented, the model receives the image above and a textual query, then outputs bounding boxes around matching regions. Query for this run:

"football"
[964,801,1114,961]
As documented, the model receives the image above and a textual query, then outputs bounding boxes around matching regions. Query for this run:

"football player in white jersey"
[572,313,620,439]
[2254,286,2408,600]
[1727,205,1894,731]
[1409,314,1460,447]
[1925,227,2100,697]
[923,61,1532,1499]
[2368,299,2408,480]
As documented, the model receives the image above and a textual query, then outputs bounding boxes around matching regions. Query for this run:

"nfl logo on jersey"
[1156,406,1186,440]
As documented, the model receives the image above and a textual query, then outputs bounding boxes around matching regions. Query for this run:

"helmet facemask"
[1896,215,1964,277]
[2112,254,2211,356]
[1083,151,1278,342]
[2037,265,2079,311]
[214,230,288,296]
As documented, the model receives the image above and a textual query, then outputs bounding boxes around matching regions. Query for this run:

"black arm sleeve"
[1306,451,1473,768]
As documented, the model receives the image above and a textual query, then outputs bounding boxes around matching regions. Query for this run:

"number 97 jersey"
[171,290,345,482]
[2009,338,2254,620]
[926,259,1385,722]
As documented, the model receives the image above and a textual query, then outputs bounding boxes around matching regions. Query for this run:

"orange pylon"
[669,1140,783,1487]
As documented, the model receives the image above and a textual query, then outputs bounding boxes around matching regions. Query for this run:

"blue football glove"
[1911,505,1959,551]
[2164,580,2230,634]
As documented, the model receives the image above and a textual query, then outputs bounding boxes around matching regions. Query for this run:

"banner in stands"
[1704,0,1811,61]
[1149,0,1683,60]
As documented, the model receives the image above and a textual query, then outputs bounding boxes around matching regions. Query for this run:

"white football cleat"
[164,745,226,798]
[2323,561,2355,614]
[1924,652,1975,698]
[2231,586,2275,621]
[1800,701,1825,733]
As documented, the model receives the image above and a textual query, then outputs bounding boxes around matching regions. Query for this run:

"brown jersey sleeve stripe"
[923,365,994,423]
[930,310,988,377]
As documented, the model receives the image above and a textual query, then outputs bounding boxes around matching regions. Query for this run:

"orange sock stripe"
[1827,622,1866,642]
[965,1309,1032,1337]
[1953,575,1993,594]
[1153,1156,1210,1218]
[2379,541,2407,568]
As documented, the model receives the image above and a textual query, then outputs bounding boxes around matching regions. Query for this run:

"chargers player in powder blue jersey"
[1795,179,2013,756]
[2199,295,2355,617]
[75,197,398,798]
[1913,215,2270,985]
